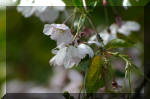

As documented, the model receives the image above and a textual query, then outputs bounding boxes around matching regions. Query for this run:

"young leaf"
[105,38,134,49]
[86,56,104,93]
[129,64,144,76]
[73,58,91,72]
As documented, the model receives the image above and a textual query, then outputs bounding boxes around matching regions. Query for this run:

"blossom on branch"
[63,70,83,93]
[17,0,65,23]
[88,21,140,46]
[43,23,94,68]
[117,21,140,36]
[43,24,73,47]
[50,44,94,68]
[123,0,131,9]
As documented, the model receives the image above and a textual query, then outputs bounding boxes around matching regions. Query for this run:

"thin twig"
[87,16,104,47]
[63,13,74,24]
[71,8,77,30]
[104,6,109,26]
[73,14,85,41]
[87,16,98,35]
[129,70,132,93]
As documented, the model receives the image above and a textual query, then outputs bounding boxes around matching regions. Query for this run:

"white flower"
[82,0,87,10]
[123,0,131,9]
[63,70,83,93]
[88,28,117,46]
[17,0,34,6]
[17,6,46,17]
[17,0,65,7]
[50,44,94,68]
[0,0,17,9]
[88,21,140,46]
[7,79,35,93]
[110,21,140,36]
[88,27,117,46]
[43,24,73,46]
[35,8,60,23]
[50,66,66,89]
[17,0,65,23]
[68,70,83,84]
[118,21,140,36]
[109,21,139,35]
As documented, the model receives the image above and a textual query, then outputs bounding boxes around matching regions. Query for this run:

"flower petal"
[118,21,140,35]
[78,44,94,58]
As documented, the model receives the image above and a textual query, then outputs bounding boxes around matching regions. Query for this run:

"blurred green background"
[6,7,56,84]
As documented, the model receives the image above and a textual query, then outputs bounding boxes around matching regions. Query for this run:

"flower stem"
[71,7,77,30]
[129,70,132,93]
[63,13,74,24]
[87,16,104,47]
[73,14,86,41]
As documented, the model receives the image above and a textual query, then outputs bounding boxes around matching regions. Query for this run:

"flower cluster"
[43,19,140,69]
[43,24,94,68]
[43,24,73,46]
[123,0,131,9]
[88,21,140,46]
[13,0,143,94]
[17,0,65,23]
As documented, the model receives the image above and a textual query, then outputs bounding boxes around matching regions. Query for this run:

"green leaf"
[105,38,134,49]
[86,56,104,93]
[73,58,91,72]
[112,53,143,76]
[129,64,144,76]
